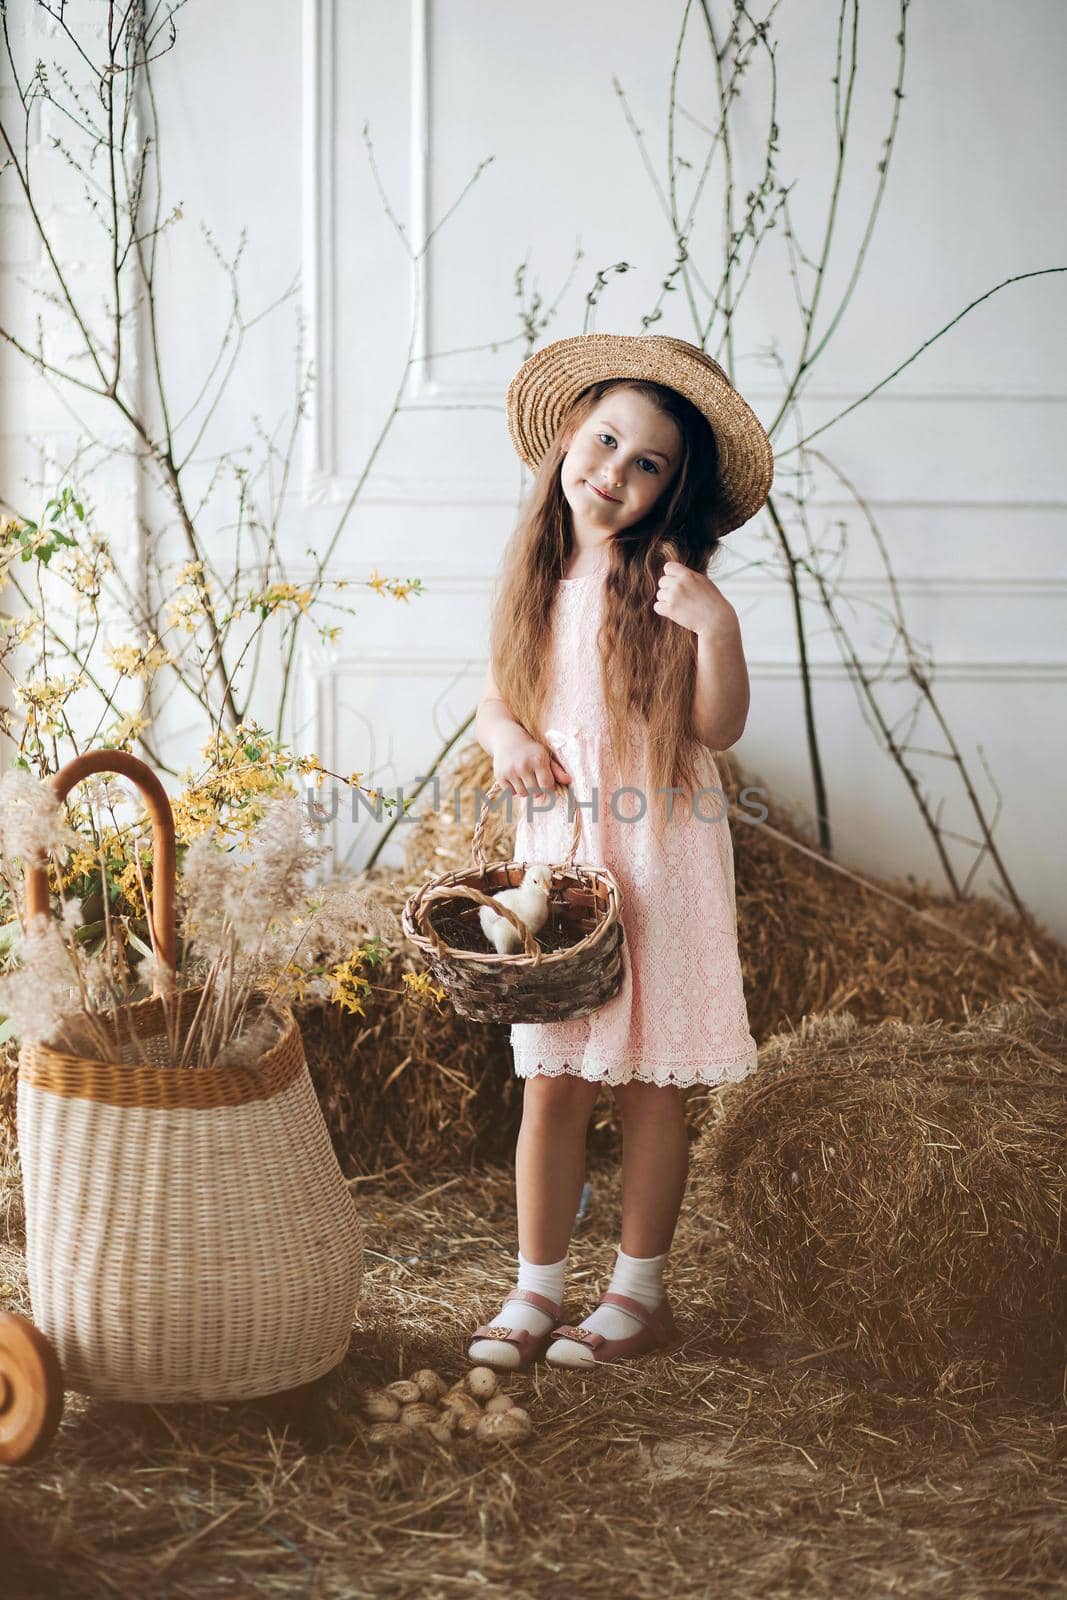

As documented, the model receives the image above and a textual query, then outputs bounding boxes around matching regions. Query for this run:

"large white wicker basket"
[15,751,363,1405]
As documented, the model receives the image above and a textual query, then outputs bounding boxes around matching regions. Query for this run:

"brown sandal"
[467,1287,566,1371]
[545,1291,678,1366]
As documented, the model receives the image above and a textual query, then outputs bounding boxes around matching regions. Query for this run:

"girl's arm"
[474,662,527,755]
[475,662,573,796]
[691,616,750,751]
[652,562,750,751]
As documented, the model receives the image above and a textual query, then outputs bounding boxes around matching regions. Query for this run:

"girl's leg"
[468,1072,599,1367]
[544,1080,688,1367]
[515,1073,601,1261]
[613,1080,689,1255]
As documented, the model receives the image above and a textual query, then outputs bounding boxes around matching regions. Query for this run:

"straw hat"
[506,332,774,533]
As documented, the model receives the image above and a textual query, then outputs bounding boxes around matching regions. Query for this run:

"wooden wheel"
[0,1312,64,1466]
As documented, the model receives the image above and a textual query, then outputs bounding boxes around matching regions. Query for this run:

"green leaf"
[122,919,155,960]
[0,1016,17,1045]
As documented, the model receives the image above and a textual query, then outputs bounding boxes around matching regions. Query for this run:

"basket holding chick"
[402,780,626,1024]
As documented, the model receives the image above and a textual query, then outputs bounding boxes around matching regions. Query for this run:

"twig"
[778,268,1067,457]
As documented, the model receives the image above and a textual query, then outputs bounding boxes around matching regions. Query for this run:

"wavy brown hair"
[490,378,732,841]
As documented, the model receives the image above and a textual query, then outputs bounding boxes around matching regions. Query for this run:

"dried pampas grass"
[0,775,401,1075]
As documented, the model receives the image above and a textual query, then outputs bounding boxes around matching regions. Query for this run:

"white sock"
[468,1249,567,1369]
[546,1245,667,1369]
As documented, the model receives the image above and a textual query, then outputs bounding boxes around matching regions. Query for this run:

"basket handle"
[472,777,582,873]
[25,750,177,996]
[417,883,543,964]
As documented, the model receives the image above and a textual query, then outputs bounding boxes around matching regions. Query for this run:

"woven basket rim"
[19,983,303,1108]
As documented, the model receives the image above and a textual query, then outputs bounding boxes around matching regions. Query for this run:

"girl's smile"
[560,387,682,545]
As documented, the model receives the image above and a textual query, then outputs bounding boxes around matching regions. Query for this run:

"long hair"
[489,378,731,841]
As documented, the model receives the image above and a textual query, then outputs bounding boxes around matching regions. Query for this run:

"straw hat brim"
[506,333,774,534]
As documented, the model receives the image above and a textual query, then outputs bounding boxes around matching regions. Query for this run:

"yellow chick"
[478,863,553,955]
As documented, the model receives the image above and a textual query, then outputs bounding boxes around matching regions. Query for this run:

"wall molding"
[309,651,1067,684]
[301,0,337,489]
[284,564,1067,601]
[301,472,1067,510]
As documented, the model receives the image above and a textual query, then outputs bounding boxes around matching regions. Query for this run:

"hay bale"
[295,957,524,1177]
[690,997,1067,1396]
[726,764,1067,1036]
[399,738,517,887]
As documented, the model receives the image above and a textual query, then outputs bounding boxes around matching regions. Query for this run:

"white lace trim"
[512,1050,758,1088]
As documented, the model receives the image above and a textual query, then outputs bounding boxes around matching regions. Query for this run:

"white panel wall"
[2,1,1065,939]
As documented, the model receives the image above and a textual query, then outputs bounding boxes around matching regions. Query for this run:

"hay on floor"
[1,745,1064,1595]
[2,1132,1066,1599]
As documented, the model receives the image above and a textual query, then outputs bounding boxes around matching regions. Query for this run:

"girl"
[469,333,773,1370]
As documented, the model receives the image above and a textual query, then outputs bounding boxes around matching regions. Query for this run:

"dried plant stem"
[176,947,226,1071]
[699,0,740,372]
[90,827,155,1069]
[780,268,1067,461]
[208,930,238,1064]
[804,447,1033,924]
[55,913,118,1063]
[763,496,832,853]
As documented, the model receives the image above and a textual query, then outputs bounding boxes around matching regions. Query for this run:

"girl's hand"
[493,727,573,799]
[653,560,738,638]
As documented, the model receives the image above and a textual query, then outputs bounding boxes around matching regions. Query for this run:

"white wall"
[2,1,1065,940]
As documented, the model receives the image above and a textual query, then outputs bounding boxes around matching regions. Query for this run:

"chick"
[478,863,553,956]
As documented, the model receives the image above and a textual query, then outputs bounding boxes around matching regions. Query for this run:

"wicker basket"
[15,751,362,1405]
[401,777,624,1023]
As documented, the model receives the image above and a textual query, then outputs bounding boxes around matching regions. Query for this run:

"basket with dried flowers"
[0,750,377,1463]
[401,777,625,1023]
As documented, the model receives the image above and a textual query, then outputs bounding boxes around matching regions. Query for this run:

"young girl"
[470,332,773,1370]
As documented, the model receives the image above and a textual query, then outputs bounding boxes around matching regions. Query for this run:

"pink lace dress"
[509,567,759,1088]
